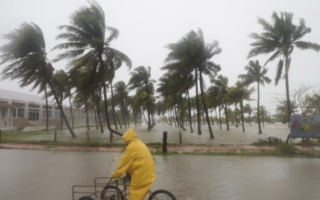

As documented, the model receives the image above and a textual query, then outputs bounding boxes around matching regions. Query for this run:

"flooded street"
[1,149,320,200]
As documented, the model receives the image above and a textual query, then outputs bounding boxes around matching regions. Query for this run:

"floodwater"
[1,149,320,200]
[23,123,295,145]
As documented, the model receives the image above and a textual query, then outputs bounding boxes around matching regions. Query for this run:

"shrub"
[252,137,285,146]
[276,144,296,154]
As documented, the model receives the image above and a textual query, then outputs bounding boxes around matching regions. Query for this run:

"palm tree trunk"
[122,102,126,128]
[110,82,118,130]
[240,101,245,132]
[215,108,219,127]
[225,101,230,130]
[60,94,63,130]
[219,104,222,130]
[84,100,90,130]
[285,55,291,127]
[45,87,49,131]
[92,101,98,130]
[103,84,123,136]
[115,109,122,129]
[97,89,104,133]
[147,87,152,131]
[257,82,262,134]
[195,69,202,135]
[199,70,214,138]
[47,80,76,138]
[235,102,238,128]
[187,90,194,133]
[68,95,74,129]
[133,109,137,127]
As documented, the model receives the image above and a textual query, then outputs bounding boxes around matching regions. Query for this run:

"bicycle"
[72,176,176,200]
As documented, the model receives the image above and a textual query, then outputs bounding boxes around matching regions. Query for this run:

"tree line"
[0,1,319,138]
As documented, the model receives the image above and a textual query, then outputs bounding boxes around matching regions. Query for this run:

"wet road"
[1,149,320,200]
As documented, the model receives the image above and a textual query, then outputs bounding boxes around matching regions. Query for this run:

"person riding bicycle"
[113,128,156,200]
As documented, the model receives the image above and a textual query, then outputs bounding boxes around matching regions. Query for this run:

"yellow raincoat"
[113,128,156,200]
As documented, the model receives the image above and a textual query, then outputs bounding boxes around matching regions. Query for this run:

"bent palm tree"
[53,0,131,136]
[248,12,320,124]
[239,60,271,134]
[128,66,156,131]
[0,23,76,138]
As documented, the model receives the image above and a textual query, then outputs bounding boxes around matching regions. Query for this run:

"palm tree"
[233,81,255,132]
[163,29,221,138]
[210,75,230,130]
[239,60,271,134]
[0,22,76,138]
[248,11,320,124]
[53,0,131,136]
[128,66,156,130]
[259,105,267,127]
[113,81,130,128]
[276,100,298,123]
[48,70,69,130]
[243,104,254,126]
[305,93,320,114]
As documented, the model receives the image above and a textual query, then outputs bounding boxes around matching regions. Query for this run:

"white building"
[0,89,95,130]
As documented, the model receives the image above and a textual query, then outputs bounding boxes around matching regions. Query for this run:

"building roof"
[0,88,47,104]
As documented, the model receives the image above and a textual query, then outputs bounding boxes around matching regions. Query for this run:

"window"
[13,108,24,118]
[28,109,39,121]
[42,110,52,119]
[55,110,61,119]
[18,109,24,118]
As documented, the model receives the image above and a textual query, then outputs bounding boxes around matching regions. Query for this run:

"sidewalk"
[3,142,319,154]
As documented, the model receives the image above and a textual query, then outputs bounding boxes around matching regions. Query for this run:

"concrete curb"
[1,143,320,154]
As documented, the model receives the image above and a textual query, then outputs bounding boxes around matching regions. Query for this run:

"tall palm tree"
[53,0,131,136]
[243,104,254,126]
[210,75,230,130]
[232,81,255,132]
[163,29,221,138]
[259,105,268,127]
[239,60,271,134]
[248,12,320,124]
[113,81,130,128]
[0,22,76,138]
[128,66,156,130]
[48,70,69,130]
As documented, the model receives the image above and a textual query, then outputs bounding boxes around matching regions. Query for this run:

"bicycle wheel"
[102,185,125,200]
[148,189,177,200]
[78,196,95,200]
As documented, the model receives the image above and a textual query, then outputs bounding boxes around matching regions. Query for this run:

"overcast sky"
[1,0,320,114]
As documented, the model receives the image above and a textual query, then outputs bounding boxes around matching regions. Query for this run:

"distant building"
[0,89,95,130]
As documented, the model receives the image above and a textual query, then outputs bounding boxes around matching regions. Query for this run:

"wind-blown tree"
[0,22,76,138]
[237,81,255,132]
[128,66,156,130]
[113,81,130,128]
[157,72,194,131]
[48,69,68,130]
[229,81,255,132]
[248,11,320,124]
[239,60,271,134]
[243,104,254,126]
[259,105,268,127]
[163,29,221,138]
[53,0,131,136]
[276,100,298,123]
[38,81,49,130]
[305,93,320,114]
[210,75,230,130]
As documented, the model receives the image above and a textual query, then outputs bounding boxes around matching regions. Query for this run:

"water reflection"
[1,149,320,200]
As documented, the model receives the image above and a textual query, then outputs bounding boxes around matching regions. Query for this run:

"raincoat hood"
[122,128,138,145]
